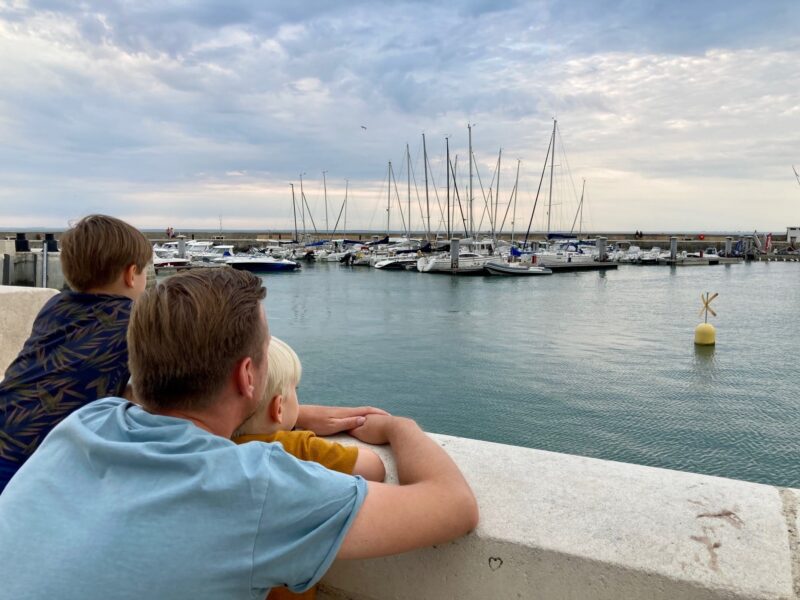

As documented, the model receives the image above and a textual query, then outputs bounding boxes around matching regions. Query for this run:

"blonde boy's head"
[235,336,302,436]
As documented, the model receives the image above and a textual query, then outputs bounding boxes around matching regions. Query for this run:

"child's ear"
[268,395,284,425]
[123,264,137,288]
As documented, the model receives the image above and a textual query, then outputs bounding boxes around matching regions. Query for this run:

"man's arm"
[295,405,389,436]
[337,416,479,559]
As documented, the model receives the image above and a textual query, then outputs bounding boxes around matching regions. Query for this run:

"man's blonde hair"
[236,336,302,435]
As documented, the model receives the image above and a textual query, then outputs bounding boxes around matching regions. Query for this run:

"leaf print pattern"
[0,292,132,490]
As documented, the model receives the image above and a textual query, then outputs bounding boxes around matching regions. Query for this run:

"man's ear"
[123,264,138,288]
[269,395,284,425]
[235,357,256,400]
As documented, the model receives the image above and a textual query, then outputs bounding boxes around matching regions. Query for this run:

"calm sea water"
[257,261,799,488]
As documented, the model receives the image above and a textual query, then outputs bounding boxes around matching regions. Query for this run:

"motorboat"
[485,259,552,276]
[224,256,301,272]
[417,252,490,274]
[374,255,420,270]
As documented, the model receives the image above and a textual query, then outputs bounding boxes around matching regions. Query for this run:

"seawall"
[1,286,797,600]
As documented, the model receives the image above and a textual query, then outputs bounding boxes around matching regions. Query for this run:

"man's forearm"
[387,418,470,489]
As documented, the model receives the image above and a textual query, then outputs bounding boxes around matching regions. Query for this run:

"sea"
[258,260,799,488]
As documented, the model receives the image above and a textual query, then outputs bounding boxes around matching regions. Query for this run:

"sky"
[0,0,799,233]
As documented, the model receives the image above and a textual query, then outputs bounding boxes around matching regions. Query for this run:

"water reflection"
[693,344,716,367]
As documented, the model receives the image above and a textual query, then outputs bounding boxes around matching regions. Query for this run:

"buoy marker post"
[695,292,718,345]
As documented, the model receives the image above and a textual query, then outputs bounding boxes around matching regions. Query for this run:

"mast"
[290,183,298,242]
[547,119,557,238]
[468,123,474,237]
[569,178,586,236]
[322,170,329,235]
[299,173,307,242]
[423,133,430,241]
[344,180,348,235]
[407,143,411,238]
[446,137,451,239]
[495,149,502,240]
[512,160,520,243]
[387,162,391,236]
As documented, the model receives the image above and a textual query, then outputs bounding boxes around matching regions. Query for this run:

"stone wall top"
[321,434,799,600]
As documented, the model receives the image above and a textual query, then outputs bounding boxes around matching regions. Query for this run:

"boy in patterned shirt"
[233,336,386,600]
[0,215,151,493]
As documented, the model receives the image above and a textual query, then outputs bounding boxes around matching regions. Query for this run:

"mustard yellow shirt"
[233,430,358,475]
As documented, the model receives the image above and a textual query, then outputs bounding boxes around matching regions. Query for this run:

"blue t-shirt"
[0,398,367,599]
[0,291,132,493]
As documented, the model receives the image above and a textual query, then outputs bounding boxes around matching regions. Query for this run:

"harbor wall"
[320,435,799,600]
[0,286,58,373]
[1,287,798,600]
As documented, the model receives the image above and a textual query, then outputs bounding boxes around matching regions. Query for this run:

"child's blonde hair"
[236,336,302,435]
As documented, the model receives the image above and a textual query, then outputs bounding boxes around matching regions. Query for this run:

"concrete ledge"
[0,285,59,374]
[321,435,799,600]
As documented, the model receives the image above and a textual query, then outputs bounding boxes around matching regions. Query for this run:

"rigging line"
[523,133,553,247]
[426,147,446,236]
[448,156,470,237]
[390,161,408,234]
[472,155,495,234]
[498,166,519,234]
[556,125,582,207]
[408,154,427,234]
[302,189,319,234]
[330,186,347,235]
[366,170,389,231]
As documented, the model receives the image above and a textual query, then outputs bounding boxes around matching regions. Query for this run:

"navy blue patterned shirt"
[0,292,132,493]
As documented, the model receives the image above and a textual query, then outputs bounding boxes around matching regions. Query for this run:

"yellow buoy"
[695,292,718,345]
[694,322,716,345]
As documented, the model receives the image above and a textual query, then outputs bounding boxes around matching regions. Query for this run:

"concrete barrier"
[320,435,799,600]
[0,287,797,599]
[0,286,59,374]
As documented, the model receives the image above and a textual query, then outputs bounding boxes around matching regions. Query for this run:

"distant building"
[787,227,800,246]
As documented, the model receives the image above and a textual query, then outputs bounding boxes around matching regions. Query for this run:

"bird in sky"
[360,125,367,130]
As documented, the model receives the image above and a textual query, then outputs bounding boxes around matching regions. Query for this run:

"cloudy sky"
[1,0,798,233]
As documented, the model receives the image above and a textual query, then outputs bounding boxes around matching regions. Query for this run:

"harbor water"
[260,261,799,488]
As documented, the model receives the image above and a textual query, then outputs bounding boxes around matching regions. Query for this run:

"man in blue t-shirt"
[0,268,478,599]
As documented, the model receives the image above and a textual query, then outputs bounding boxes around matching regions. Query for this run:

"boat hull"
[226,258,300,272]
[485,262,552,276]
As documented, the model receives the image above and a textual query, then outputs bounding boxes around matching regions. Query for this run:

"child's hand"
[348,415,413,445]
[296,405,390,436]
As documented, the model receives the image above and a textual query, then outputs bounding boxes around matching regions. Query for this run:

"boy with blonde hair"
[233,336,385,600]
[234,336,386,482]
[0,214,151,493]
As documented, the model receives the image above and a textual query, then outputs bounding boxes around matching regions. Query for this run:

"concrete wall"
[0,287,797,599]
[1,252,66,290]
[0,286,59,375]
[320,435,799,600]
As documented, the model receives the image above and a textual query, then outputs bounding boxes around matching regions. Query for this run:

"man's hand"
[348,415,410,445]
[295,405,390,436]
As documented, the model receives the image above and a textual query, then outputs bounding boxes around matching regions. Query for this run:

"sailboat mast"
[496,149,502,240]
[569,178,586,236]
[468,124,474,237]
[407,143,411,238]
[423,133,430,241]
[387,162,391,236]
[322,171,329,235]
[344,180,348,235]
[512,160,520,244]
[299,173,307,242]
[290,183,298,242]
[547,119,556,238]
[446,137,451,239]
